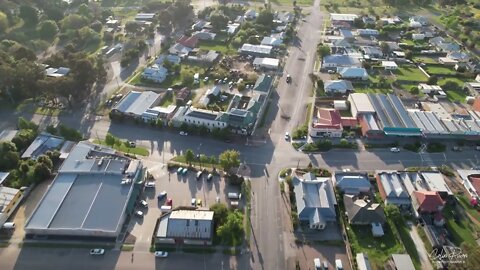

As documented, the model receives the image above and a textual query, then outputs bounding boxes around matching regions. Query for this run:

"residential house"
[457,170,480,204]
[239,44,273,57]
[253,57,280,70]
[292,172,337,230]
[331,39,352,48]
[45,66,70,78]
[344,194,386,237]
[412,33,425,40]
[276,11,294,24]
[324,80,354,95]
[338,67,369,80]
[310,108,343,138]
[376,171,411,208]
[464,82,480,95]
[361,46,383,58]
[418,171,453,199]
[362,16,375,25]
[193,30,216,40]
[380,16,402,25]
[412,190,445,226]
[261,37,283,47]
[322,54,362,69]
[192,20,207,30]
[200,86,221,106]
[447,51,470,62]
[142,65,168,83]
[466,61,480,74]
[135,13,156,22]
[21,132,65,160]
[106,19,120,29]
[382,61,398,70]
[357,29,379,37]
[186,50,220,66]
[244,9,257,20]
[409,16,428,26]
[418,83,442,94]
[175,87,191,105]
[169,43,192,57]
[387,254,415,270]
[333,171,371,195]
[340,29,355,42]
[177,35,199,49]
[226,23,240,35]
[155,54,181,65]
[330,13,358,28]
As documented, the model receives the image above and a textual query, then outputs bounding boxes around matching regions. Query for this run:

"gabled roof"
[253,74,273,93]
[338,67,368,78]
[324,80,354,92]
[344,194,386,224]
[334,172,371,193]
[378,172,409,199]
[177,35,199,48]
[312,109,342,129]
[323,54,360,66]
[414,191,444,212]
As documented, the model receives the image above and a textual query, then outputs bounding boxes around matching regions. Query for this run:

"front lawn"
[414,57,439,65]
[395,66,428,82]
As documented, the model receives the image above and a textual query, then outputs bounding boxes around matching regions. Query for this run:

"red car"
[166,198,173,206]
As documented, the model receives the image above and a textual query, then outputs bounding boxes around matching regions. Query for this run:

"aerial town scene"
[0,0,479,269]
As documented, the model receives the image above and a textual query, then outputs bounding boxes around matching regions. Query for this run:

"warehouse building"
[156,209,214,245]
[25,142,144,240]
[112,91,162,119]
[0,173,23,228]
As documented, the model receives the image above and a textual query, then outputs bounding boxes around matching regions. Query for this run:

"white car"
[134,210,144,217]
[154,251,168,258]
[284,132,290,140]
[179,131,188,136]
[128,141,136,147]
[191,198,196,206]
[139,200,148,207]
[390,147,400,153]
[145,181,155,188]
[90,248,105,255]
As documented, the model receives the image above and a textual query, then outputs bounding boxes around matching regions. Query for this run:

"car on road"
[166,198,173,206]
[196,171,203,180]
[139,200,148,207]
[191,198,196,206]
[196,199,202,206]
[390,147,400,153]
[145,181,155,188]
[154,251,168,258]
[157,191,167,200]
[284,132,290,140]
[128,141,136,147]
[314,258,321,270]
[177,167,183,174]
[134,210,144,217]
[90,249,105,255]
[452,146,462,151]
[216,196,220,203]
[179,131,188,136]
[286,74,292,83]
[335,259,343,270]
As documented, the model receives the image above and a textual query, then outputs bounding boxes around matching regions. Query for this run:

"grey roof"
[0,172,9,185]
[186,110,219,121]
[323,54,361,66]
[367,94,416,129]
[25,142,140,236]
[409,111,447,134]
[391,254,415,270]
[334,172,371,194]
[0,129,18,142]
[338,67,368,78]
[240,44,272,55]
[113,91,160,117]
[420,172,453,195]
[324,80,354,92]
[21,133,65,159]
[344,194,386,224]
[340,29,354,38]
[293,173,337,227]
[378,171,411,205]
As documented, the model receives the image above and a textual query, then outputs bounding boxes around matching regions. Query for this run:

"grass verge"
[93,139,149,156]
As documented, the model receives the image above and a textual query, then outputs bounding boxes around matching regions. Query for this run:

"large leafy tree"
[19,5,39,26]
[39,20,59,40]
[0,11,8,33]
[218,149,240,172]
[210,11,229,32]
[216,210,244,245]
[184,149,195,165]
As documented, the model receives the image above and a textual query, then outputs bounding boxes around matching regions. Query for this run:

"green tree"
[0,142,20,171]
[60,14,89,31]
[210,203,228,226]
[37,155,53,170]
[0,11,8,34]
[125,21,140,34]
[218,149,240,172]
[39,20,59,40]
[18,117,38,131]
[216,210,244,245]
[185,149,195,165]
[105,133,116,145]
[34,162,51,182]
[427,75,438,85]
[19,5,39,26]
[255,10,274,28]
[317,44,331,58]
[210,11,229,32]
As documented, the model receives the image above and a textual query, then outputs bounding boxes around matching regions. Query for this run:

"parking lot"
[126,160,241,251]
[296,243,351,270]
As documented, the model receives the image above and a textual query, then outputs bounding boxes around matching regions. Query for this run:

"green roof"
[253,74,273,93]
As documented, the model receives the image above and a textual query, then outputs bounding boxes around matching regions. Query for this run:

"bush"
[292,125,308,139]
[426,142,446,153]
[58,124,83,141]
[404,141,421,152]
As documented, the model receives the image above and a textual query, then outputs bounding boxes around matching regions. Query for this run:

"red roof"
[340,117,358,127]
[312,109,342,129]
[473,97,480,112]
[414,191,444,213]
[177,35,199,48]
[470,176,480,194]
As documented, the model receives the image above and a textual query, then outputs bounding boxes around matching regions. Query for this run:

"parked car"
[145,181,155,188]
[154,251,168,258]
[328,70,336,74]
[139,200,148,207]
[286,74,292,83]
[134,210,144,217]
[177,167,183,174]
[179,131,188,136]
[204,76,209,82]
[314,258,321,270]
[335,259,343,270]
[128,141,136,147]
[166,198,173,206]
[90,249,105,255]
[196,171,203,180]
[284,132,290,141]
[207,173,213,181]
[452,146,462,151]
[390,147,400,153]
[157,191,167,200]
[196,199,202,206]
[181,168,188,175]
[191,198,196,206]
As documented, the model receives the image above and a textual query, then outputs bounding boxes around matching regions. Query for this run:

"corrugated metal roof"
[388,94,416,128]
[350,93,375,114]
[113,91,160,117]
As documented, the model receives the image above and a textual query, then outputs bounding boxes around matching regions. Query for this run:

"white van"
[335,259,343,270]
[160,206,172,212]
[227,192,240,200]
[2,222,15,229]
[313,258,321,270]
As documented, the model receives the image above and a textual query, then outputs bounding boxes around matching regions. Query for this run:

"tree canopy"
[219,149,241,172]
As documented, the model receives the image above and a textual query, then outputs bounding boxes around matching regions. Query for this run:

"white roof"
[420,172,453,195]
[418,84,442,91]
[253,57,279,67]
[356,253,372,270]
[240,44,272,55]
[113,91,160,117]
[330,13,358,21]
[382,61,398,68]
[349,93,375,113]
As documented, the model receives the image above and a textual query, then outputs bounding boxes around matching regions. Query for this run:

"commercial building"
[112,91,162,119]
[293,172,337,230]
[172,106,227,131]
[25,142,144,239]
[156,209,214,245]
[309,108,343,138]
[239,44,272,57]
[253,57,280,70]
[0,174,23,228]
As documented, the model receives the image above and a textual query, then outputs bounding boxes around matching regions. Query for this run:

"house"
[331,39,352,48]
[106,19,120,29]
[412,190,444,214]
[45,66,70,78]
[344,194,386,236]
[447,51,470,62]
[382,61,398,70]
[260,37,282,47]
[418,83,442,94]
[135,13,156,21]
[155,209,214,245]
[330,13,358,28]
[192,20,207,30]
[387,254,415,270]
[276,11,294,24]
[464,82,480,95]
[175,87,191,105]
[253,57,280,70]
[292,172,337,230]
[193,30,216,40]
[310,108,343,138]
[253,74,273,94]
[361,46,383,58]
[412,33,425,40]
[340,29,354,42]
[333,171,371,195]
[112,91,162,118]
[239,44,272,57]
[155,54,181,65]
[244,9,257,20]
[357,29,379,37]
[418,171,453,198]
[226,23,240,35]
[338,67,368,80]
[0,184,22,228]
[21,133,65,160]
[0,129,18,142]
[177,35,199,49]
[324,80,354,95]
[457,170,480,203]
[380,16,402,25]
[409,21,422,28]
[169,43,192,57]
[200,86,221,106]
[322,54,362,69]
[142,64,168,83]
[467,61,480,74]
[376,171,411,208]
[142,105,177,123]
[356,253,373,270]
[362,16,375,25]
[186,50,220,65]
[409,16,428,26]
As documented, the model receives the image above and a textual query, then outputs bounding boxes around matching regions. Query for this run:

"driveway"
[408,222,433,270]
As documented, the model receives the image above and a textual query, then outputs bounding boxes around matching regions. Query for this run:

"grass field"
[159,93,175,107]
[395,66,428,82]
[457,195,480,223]
[93,139,149,156]
[414,57,439,65]
[198,40,237,55]
[438,78,469,103]
[443,204,479,247]
[423,65,456,76]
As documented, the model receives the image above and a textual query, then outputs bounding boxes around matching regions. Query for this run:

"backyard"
[443,204,480,247]
[394,66,428,82]
[198,40,237,55]
[423,65,456,76]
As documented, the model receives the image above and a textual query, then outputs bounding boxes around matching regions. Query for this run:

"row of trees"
[182,148,241,172]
